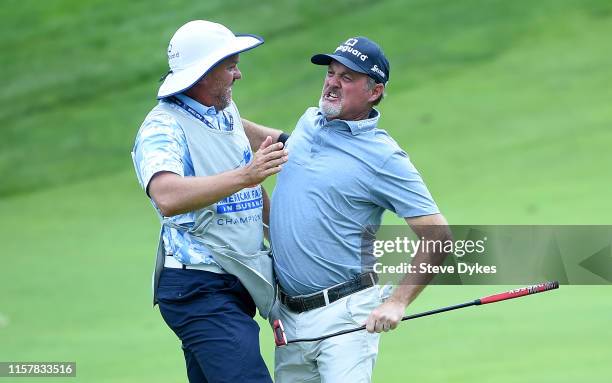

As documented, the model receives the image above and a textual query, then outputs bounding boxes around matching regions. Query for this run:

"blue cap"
[311,36,390,84]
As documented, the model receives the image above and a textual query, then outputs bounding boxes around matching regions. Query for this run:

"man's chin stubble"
[319,98,342,119]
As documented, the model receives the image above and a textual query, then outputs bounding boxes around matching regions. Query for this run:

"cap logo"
[167,43,180,60]
[345,38,359,47]
[335,41,368,62]
[370,64,385,78]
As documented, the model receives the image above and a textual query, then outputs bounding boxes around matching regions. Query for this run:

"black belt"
[279,272,378,313]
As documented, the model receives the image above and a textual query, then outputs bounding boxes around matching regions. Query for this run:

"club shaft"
[287,300,478,344]
[285,281,559,345]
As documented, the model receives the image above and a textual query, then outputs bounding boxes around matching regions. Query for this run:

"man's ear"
[368,83,384,103]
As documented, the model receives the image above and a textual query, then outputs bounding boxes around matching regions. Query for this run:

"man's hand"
[241,136,289,186]
[365,298,406,333]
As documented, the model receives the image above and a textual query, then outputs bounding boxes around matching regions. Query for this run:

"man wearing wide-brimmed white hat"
[132,20,288,383]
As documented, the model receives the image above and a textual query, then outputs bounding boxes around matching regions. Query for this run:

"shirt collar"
[175,93,219,116]
[317,108,380,135]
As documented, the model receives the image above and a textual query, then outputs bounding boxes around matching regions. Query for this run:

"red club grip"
[273,319,288,346]
[478,281,559,305]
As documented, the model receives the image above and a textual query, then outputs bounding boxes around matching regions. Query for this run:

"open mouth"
[324,90,340,102]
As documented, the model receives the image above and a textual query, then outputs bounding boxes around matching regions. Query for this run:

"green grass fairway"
[1,0,611,382]
[1,173,610,382]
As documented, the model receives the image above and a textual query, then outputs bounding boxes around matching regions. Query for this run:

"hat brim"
[157,34,263,99]
[311,53,368,75]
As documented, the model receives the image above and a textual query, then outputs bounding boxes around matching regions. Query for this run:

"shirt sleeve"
[370,151,440,218]
[132,112,188,194]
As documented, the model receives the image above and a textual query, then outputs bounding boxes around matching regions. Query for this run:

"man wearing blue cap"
[270,37,451,382]
[132,20,289,383]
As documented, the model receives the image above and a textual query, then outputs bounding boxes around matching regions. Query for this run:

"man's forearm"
[389,247,448,307]
[149,137,287,217]
[149,169,253,217]
[365,217,451,333]
[242,118,283,151]
[390,215,452,306]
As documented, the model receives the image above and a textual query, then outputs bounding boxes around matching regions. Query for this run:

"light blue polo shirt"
[270,107,439,296]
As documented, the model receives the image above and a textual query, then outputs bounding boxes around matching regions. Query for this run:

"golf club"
[273,281,559,347]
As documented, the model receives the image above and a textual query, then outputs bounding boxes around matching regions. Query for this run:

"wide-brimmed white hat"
[157,20,263,99]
